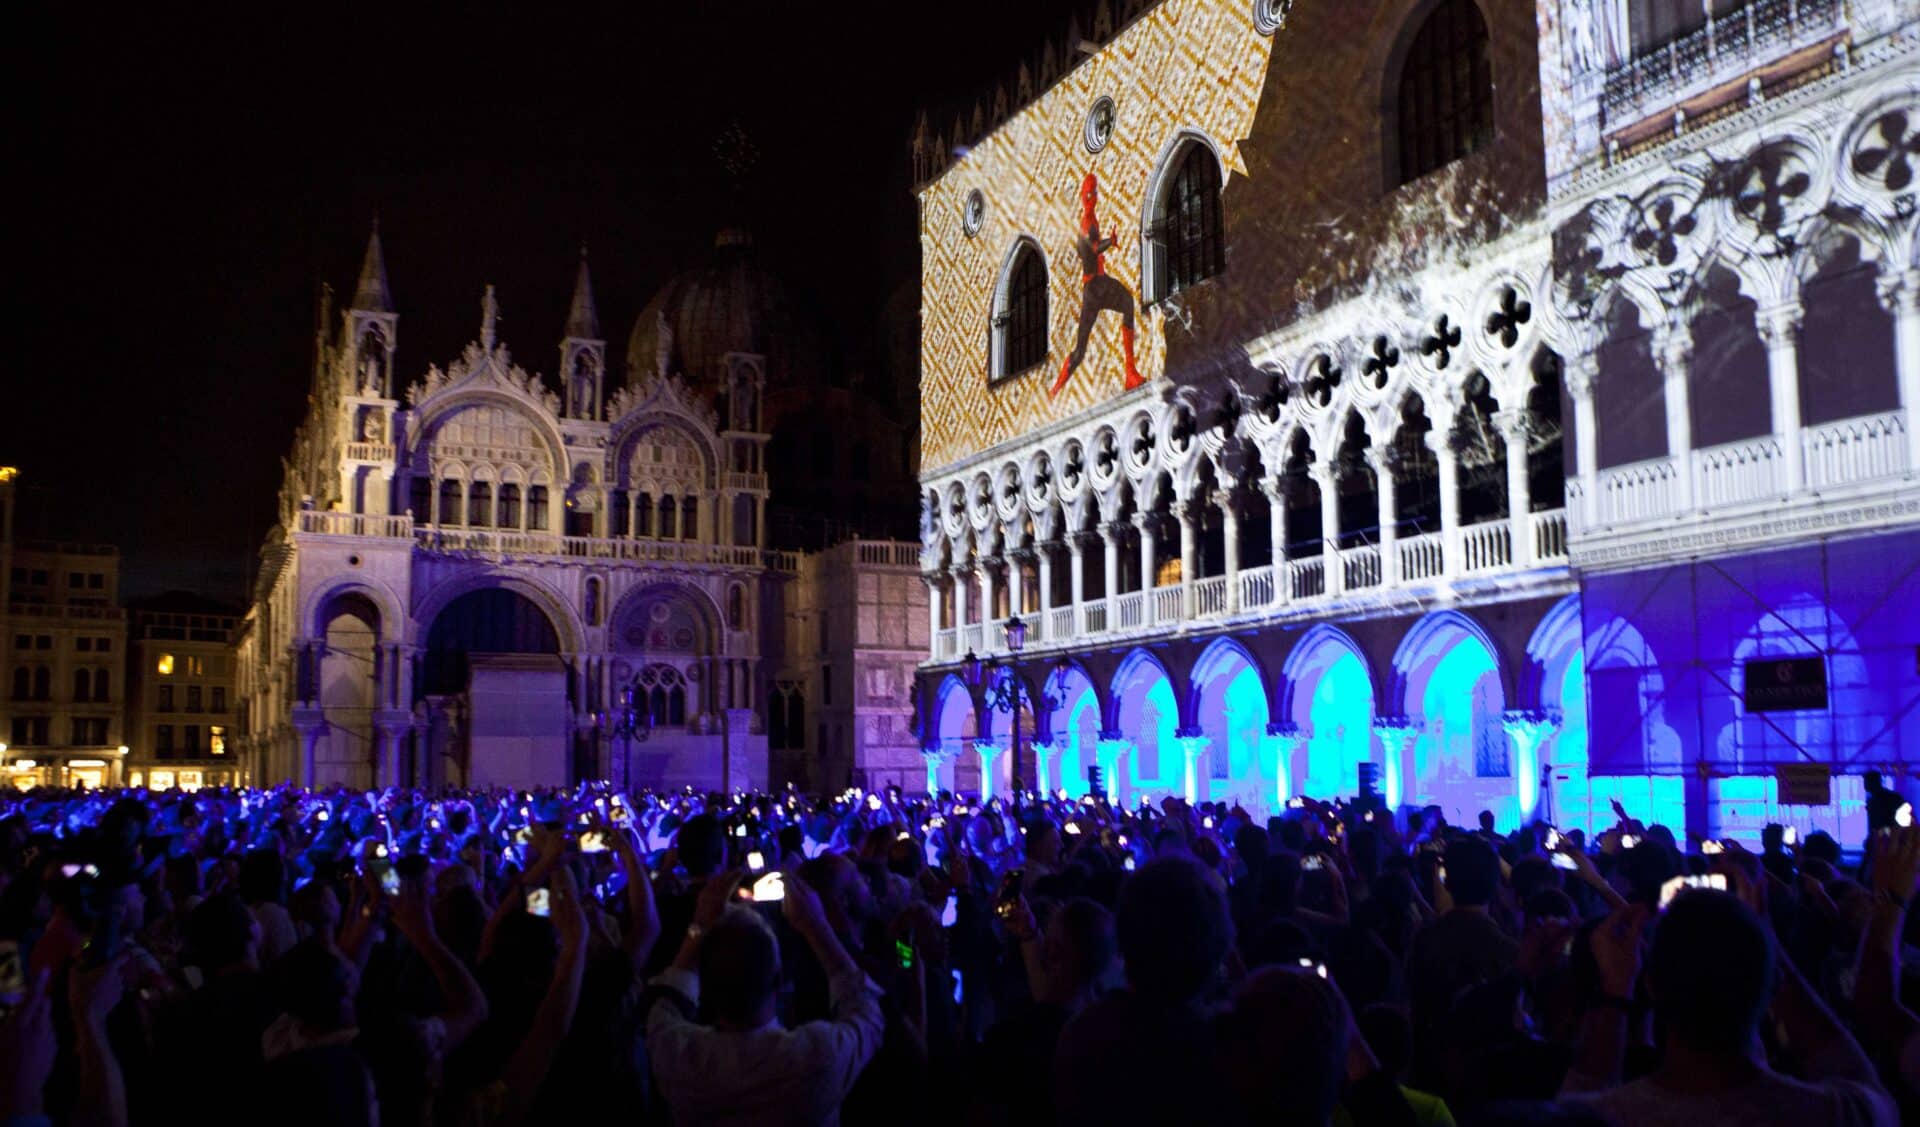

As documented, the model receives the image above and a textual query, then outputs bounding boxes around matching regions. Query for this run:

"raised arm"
[389,877,489,1049]
[1856,827,1920,1058]
[493,866,589,1127]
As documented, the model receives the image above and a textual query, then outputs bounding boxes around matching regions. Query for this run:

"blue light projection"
[1191,641,1271,810]
[1305,651,1374,801]
[1413,637,1510,829]
[1053,671,1100,798]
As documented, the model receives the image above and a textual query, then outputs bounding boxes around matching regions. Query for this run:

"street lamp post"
[965,614,1031,802]
[597,684,652,790]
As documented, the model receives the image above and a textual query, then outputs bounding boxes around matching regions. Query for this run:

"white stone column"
[1218,490,1241,613]
[1758,301,1806,492]
[1037,543,1054,628]
[950,564,971,631]
[1264,478,1291,606]
[1657,323,1695,510]
[922,748,949,797]
[1565,355,1600,529]
[1428,431,1460,576]
[1033,739,1057,797]
[1369,449,1398,585]
[1100,523,1122,623]
[1494,408,1533,565]
[1177,732,1210,805]
[1371,717,1419,813]
[1175,501,1198,618]
[979,559,1000,638]
[1313,462,1342,596]
[1095,735,1133,809]
[1266,721,1307,812]
[973,740,1004,802]
[1007,550,1030,619]
[1878,268,1920,471]
[925,572,943,657]
[1502,708,1562,825]
[1136,514,1158,625]
[1068,534,1088,634]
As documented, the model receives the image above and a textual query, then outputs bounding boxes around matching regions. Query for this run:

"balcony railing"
[1601,0,1842,126]
[853,541,922,567]
[1460,521,1512,574]
[295,511,414,538]
[1340,544,1382,590]
[1803,410,1906,491]
[926,505,1580,662]
[1578,411,1909,531]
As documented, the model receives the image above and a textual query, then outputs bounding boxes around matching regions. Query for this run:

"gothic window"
[499,483,522,529]
[410,477,432,522]
[468,482,493,527]
[609,490,629,537]
[584,577,603,627]
[636,491,654,537]
[681,496,698,541]
[439,480,463,526]
[635,664,687,727]
[1392,0,1494,186]
[993,242,1050,380]
[658,495,677,540]
[1150,143,1225,300]
[728,584,745,631]
[527,486,550,531]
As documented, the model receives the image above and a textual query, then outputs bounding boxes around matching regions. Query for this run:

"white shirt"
[645,963,885,1127]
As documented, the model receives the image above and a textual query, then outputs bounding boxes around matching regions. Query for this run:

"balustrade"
[1048,606,1073,639]
[1398,532,1445,582]
[297,510,413,538]
[1238,565,1275,610]
[1803,410,1908,490]
[1192,574,1228,617]
[1601,0,1840,125]
[1691,435,1784,508]
[1596,456,1680,524]
[1530,510,1568,562]
[1340,545,1382,590]
[1114,591,1145,630]
[1083,599,1109,634]
[1459,521,1512,573]
[1150,586,1182,624]
[1289,557,1326,600]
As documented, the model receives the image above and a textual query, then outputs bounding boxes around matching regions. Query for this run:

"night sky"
[14,1,1077,600]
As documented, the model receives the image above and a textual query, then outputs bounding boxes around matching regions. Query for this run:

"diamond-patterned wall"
[918,0,1274,474]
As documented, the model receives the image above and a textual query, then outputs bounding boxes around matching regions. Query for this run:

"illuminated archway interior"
[1287,634,1375,803]
[1113,655,1177,801]
[1191,643,1269,809]
[1048,666,1100,798]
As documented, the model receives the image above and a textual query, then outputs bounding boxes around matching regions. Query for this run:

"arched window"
[1149,143,1225,301]
[73,668,90,702]
[1392,0,1494,186]
[658,495,677,540]
[992,242,1050,381]
[527,485,550,531]
[438,480,463,526]
[681,496,698,541]
[32,667,49,701]
[636,491,653,537]
[10,667,27,701]
[498,483,522,529]
[468,482,493,527]
[636,664,688,727]
[609,489,629,537]
[93,669,109,701]
[584,578,602,627]
[409,476,432,523]
[728,584,745,631]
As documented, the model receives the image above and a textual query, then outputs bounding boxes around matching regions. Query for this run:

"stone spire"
[565,246,600,340]
[351,221,393,313]
[480,285,499,349]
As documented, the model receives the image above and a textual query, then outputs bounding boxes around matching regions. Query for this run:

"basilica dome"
[624,227,825,391]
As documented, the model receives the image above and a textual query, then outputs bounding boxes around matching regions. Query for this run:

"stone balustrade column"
[924,572,944,658]
[1656,322,1695,510]
[1427,431,1461,576]
[1565,355,1601,529]
[949,565,971,632]
[1135,514,1158,619]
[1217,490,1241,613]
[979,557,1000,636]
[1312,462,1343,596]
[1100,523,1123,623]
[1174,501,1198,619]
[1036,543,1054,627]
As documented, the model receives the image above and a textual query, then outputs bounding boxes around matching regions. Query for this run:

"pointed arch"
[1391,608,1511,712]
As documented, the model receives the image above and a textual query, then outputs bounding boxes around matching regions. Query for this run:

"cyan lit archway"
[929,674,977,794]
[1526,595,1587,828]
[1281,626,1376,803]
[1395,611,1510,828]
[1045,663,1101,798]
[1112,650,1178,803]
[1190,638,1270,808]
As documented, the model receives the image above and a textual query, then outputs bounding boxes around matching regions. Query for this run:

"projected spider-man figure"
[1050,172,1146,398]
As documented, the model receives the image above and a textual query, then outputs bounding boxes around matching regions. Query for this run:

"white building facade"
[911,0,1920,842]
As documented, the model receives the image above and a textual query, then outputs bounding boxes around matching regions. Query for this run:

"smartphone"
[1123,856,1136,872]
[1659,873,1727,909]
[1064,822,1082,836]
[60,862,101,880]
[1783,826,1799,846]
[895,939,915,970]
[1288,797,1306,809]
[1899,803,1915,829]
[867,794,883,812]
[579,831,608,854]
[1550,852,1577,871]
[896,831,913,842]
[317,808,330,822]
[1701,839,1724,855]
[750,872,786,903]
[941,893,958,928]
[734,823,748,838]
[929,816,946,829]
[1302,854,1326,872]
[1544,829,1561,852]
[527,888,551,917]
[1619,835,1640,850]
[994,869,1024,918]
[1297,957,1328,979]
[747,850,766,872]
[1202,816,1214,830]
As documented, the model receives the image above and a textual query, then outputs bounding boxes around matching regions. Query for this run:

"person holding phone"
[644,869,884,1126]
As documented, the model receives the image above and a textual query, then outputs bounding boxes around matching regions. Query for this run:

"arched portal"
[1045,664,1100,799]
[1395,612,1510,827]
[1112,650,1178,803]
[929,675,978,794]
[1190,639,1270,809]
[422,588,566,789]
[1282,627,1375,803]
[316,592,382,789]
[1526,595,1587,829]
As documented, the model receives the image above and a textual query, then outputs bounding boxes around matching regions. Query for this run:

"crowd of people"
[0,773,1915,1125]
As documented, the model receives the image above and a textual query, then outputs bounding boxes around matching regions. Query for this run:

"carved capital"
[1563,354,1599,401]
[1756,301,1805,347]
[1491,408,1530,445]
[1875,268,1920,317]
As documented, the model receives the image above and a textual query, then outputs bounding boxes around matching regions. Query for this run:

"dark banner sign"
[1744,657,1828,713]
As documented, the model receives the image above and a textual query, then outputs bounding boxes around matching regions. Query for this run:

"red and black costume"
[1051,172,1146,397]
